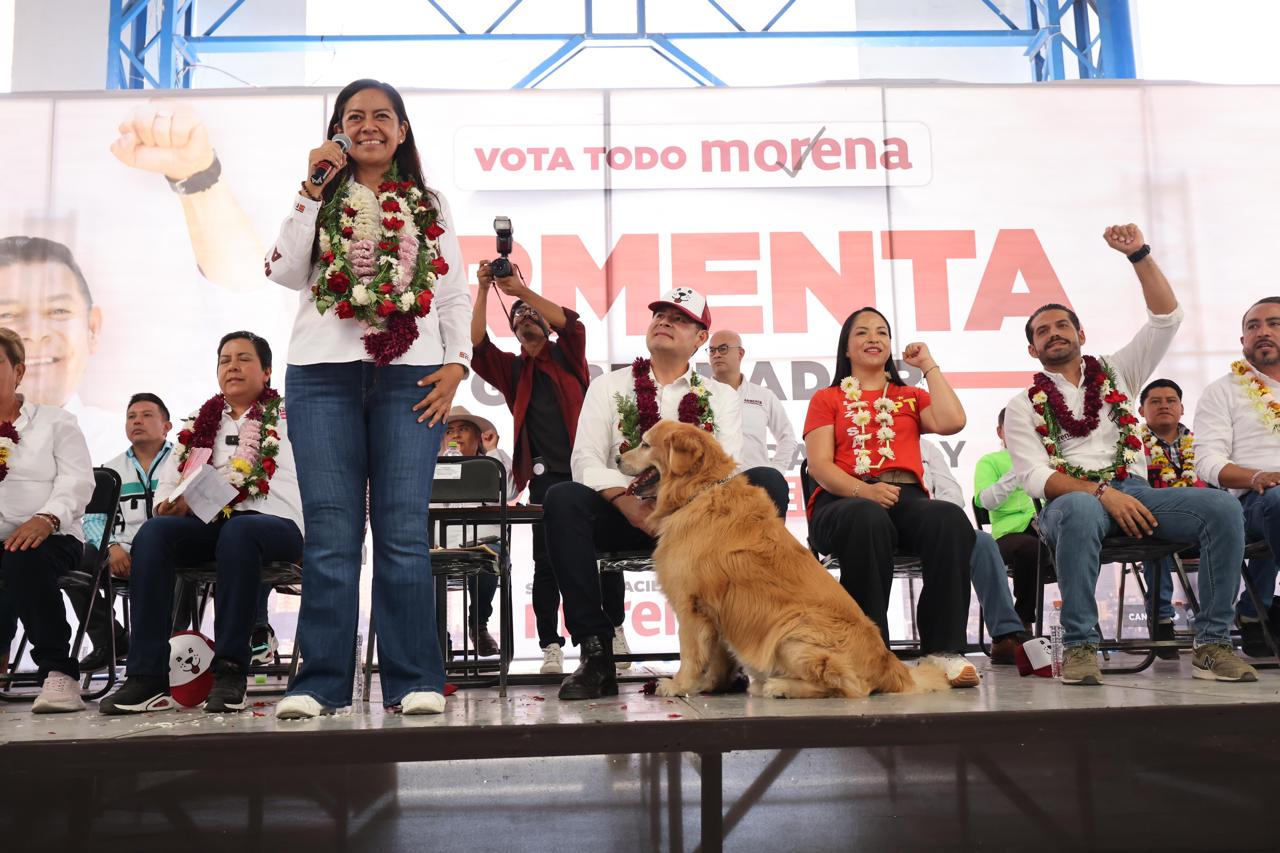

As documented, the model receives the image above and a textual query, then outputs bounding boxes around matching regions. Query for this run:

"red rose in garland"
[613,358,717,453]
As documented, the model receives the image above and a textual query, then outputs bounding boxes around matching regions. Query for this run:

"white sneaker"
[275,694,332,720]
[401,691,446,715]
[540,643,564,675]
[613,626,632,670]
[32,671,86,713]
[924,653,980,688]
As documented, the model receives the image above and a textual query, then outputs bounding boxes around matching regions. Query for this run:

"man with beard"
[1004,224,1254,686]
[1194,297,1280,658]
[471,263,591,675]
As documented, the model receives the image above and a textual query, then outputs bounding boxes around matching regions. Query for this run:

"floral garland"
[174,389,283,516]
[0,421,18,484]
[614,358,715,452]
[838,376,897,476]
[313,163,448,366]
[1028,355,1142,482]
[1231,359,1280,434]
[1142,426,1197,488]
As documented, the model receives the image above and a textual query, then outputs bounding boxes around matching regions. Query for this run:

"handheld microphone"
[309,133,352,186]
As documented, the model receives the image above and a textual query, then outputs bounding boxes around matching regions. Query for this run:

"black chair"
[597,547,681,667]
[176,559,304,692]
[797,461,927,654]
[1237,539,1280,666]
[1030,497,1195,673]
[1,467,122,701]
[365,454,513,699]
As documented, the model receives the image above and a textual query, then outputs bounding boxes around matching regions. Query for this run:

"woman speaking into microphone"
[265,79,470,717]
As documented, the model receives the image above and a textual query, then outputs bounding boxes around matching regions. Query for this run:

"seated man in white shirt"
[920,440,1030,664]
[708,329,798,473]
[441,406,515,658]
[544,288,790,700]
[1005,224,1254,686]
[1193,297,1280,657]
[100,332,305,715]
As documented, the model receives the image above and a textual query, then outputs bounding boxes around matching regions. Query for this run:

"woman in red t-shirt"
[803,306,978,686]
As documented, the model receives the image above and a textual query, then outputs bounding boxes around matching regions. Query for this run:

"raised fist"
[111,100,214,181]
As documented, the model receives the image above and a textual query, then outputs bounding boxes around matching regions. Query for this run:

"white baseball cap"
[648,287,711,328]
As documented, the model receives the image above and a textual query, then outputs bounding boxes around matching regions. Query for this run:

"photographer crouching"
[471,243,604,676]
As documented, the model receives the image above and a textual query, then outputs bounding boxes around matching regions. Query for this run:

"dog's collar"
[668,473,738,514]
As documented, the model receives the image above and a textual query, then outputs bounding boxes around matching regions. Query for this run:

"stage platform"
[4,654,1280,852]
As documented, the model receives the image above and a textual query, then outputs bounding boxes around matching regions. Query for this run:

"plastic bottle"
[353,631,365,712]
[443,440,462,457]
[1048,600,1064,677]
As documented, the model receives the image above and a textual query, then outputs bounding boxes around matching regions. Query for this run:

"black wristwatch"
[1127,244,1151,264]
[166,153,222,195]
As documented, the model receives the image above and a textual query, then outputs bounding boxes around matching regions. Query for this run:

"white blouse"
[0,399,94,542]
[265,185,472,372]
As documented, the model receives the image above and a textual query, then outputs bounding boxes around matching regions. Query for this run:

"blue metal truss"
[106,0,1136,90]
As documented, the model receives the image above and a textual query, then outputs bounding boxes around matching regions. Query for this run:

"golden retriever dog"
[618,421,949,699]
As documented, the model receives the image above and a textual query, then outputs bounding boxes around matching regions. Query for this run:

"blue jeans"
[127,513,303,676]
[285,362,448,708]
[1039,477,1244,648]
[1142,557,1177,622]
[971,531,1024,637]
[1239,488,1280,619]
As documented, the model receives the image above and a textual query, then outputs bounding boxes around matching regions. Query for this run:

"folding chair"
[1030,498,1195,674]
[1,466,122,701]
[596,546,681,667]
[1237,539,1280,666]
[365,454,512,699]
[176,559,304,692]
[797,461,927,655]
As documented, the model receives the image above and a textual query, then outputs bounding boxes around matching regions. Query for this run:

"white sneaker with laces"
[401,691,446,715]
[540,643,564,675]
[33,671,86,713]
[275,694,332,720]
[924,653,980,688]
[613,626,632,670]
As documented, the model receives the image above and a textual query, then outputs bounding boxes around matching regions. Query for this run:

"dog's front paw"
[760,678,791,699]
[655,678,690,697]
[747,678,765,697]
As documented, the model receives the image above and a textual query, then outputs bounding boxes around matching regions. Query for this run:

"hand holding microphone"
[302,133,351,198]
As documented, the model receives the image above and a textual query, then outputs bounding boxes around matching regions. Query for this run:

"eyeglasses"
[512,305,540,319]
[707,344,740,355]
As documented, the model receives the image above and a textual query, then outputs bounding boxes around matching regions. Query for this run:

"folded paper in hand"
[168,464,240,523]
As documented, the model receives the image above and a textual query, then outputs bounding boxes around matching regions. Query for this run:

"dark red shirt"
[472,308,589,491]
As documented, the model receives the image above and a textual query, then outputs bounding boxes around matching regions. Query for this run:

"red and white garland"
[0,421,18,484]
[614,358,715,453]
[1231,359,1280,433]
[839,376,897,476]
[1028,355,1143,481]
[313,164,448,366]
[174,389,283,515]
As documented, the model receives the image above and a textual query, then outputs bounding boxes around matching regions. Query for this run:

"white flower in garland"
[352,284,371,306]
[840,376,896,476]
[1231,359,1280,434]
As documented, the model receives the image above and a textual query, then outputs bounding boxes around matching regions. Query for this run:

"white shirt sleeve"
[486,448,517,501]
[572,375,632,492]
[920,440,965,508]
[1108,305,1185,394]
[265,195,322,292]
[1192,379,1234,487]
[979,471,1021,511]
[1005,391,1055,500]
[762,386,799,472]
[39,414,95,533]
[431,195,473,376]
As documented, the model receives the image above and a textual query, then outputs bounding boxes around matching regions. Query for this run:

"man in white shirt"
[1005,224,1254,686]
[545,288,790,700]
[1194,297,1280,657]
[708,329,798,473]
[442,406,515,659]
[100,332,305,716]
[920,440,1030,664]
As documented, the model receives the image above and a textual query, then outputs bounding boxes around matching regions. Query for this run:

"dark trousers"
[0,534,82,679]
[64,544,128,654]
[808,484,974,655]
[126,512,302,677]
[995,529,1046,627]
[530,470,573,648]
[544,467,790,645]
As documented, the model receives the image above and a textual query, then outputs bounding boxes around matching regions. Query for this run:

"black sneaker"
[79,637,129,674]
[250,624,278,666]
[1238,619,1276,659]
[1154,620,1180,661]
[99,676,175,715]
[205,662,247,713]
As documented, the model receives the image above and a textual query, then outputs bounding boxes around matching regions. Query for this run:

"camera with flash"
[490,216,514,278]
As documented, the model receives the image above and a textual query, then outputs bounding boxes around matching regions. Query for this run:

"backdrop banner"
[3,81,1250,659]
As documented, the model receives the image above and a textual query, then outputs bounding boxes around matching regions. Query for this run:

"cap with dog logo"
[648,287,711,329]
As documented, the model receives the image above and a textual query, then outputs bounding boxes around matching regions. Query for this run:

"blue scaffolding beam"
[106,0,1137,90]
